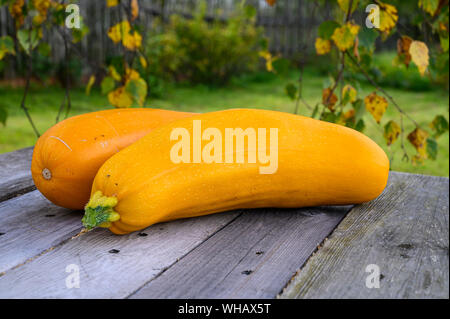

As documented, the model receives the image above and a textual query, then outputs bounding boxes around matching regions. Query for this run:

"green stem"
[82,191,120,229]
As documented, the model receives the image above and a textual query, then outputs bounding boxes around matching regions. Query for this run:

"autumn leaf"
[259,51,279,73]
[109,65,121,82]
[124,67,140,82]
[337,0,359,14]
[341,84,357,105]
[122,31,142,51]
[108,86,134,108]
[408,127,429,157]
[9,0,25,27]
[108,21,131,44]
[419,0,441,16]
[331,22,360,51]
[131,0,139,21]
[32,0,51,25]
[429,114,449,138]
[377,1,398,34]
[322,88,338,111]
[265,0,276,6]
[409,41,429,76]
[106,0,118,7]
[85,75,96,95]
[364,92,388,123]
[397,36,413,67]
[139,55,147,69]
[315,37,331,55]
[384,120,400,145]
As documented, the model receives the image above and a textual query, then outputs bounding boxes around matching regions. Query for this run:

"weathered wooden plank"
[0,190,82,274]
[0,211,240,298]
[280,172,449,299]
[0,147,35,202]
[130,206,350,299]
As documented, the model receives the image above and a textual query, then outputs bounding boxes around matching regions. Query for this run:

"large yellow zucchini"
[82,109,389,234]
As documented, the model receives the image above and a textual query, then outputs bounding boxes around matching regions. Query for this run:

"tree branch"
[345,51,420,127]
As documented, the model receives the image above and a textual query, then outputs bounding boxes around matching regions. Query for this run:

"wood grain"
[0,190,82,273]
[0,211,240,298]
[130,206,350,299]
[280,172,449,299]
[0,147,35,202]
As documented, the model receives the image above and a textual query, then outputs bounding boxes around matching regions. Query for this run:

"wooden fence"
[0,0,332,76]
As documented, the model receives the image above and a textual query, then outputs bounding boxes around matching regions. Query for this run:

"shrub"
[145,2,265,85]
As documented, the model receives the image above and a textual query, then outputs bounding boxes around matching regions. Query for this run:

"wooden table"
[0,147,448,299]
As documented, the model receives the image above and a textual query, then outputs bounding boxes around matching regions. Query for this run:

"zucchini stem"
[82,191,120,229]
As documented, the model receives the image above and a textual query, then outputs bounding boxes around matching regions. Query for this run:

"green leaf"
[72,19,89,43]
[125,78,147,106]
[285,83,297,101]
[358,27,378,51]
[321,111,337,123]
[101,76,116,95]
[426,137,438,160]
[38,42,51,57]
[318,21,341,40]
[0,36,15,60]
[272,58,291,76]
[430,115,449,138]
[355,119,365,132]
[17,29,40,54]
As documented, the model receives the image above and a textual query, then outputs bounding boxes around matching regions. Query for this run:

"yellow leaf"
[409,41,429,76]
[259,50,279,73]
[131,0,139,21]
[107,20,131,44]
[108,86,133,108]
[322,88,338,111]
[418,0,440,16]
[342,84,357,104]
[397,36,413,67]
[32,0,51,25]
[109,65,121,82]
[331,22,360,51]
[122,31,142,51]
[384,120,401,145]
[86,75,96,95]
[315,37,331,55]
[139,55,147,69]
[408,127,429,157]
[378,1,398,34]
[265,0,276,6]
[124,67,140,82]
[364,92,388,123]
[106,0,118,8]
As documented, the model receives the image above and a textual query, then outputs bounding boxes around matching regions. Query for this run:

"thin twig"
[20,27,40,137]
[56,27,72,122]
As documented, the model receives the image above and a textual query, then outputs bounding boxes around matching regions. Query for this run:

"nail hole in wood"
[109,249,120,254]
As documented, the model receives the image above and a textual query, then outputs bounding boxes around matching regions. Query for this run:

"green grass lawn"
[0,65,448,176]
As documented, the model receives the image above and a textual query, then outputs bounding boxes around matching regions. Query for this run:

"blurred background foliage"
[0,0,448,176]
